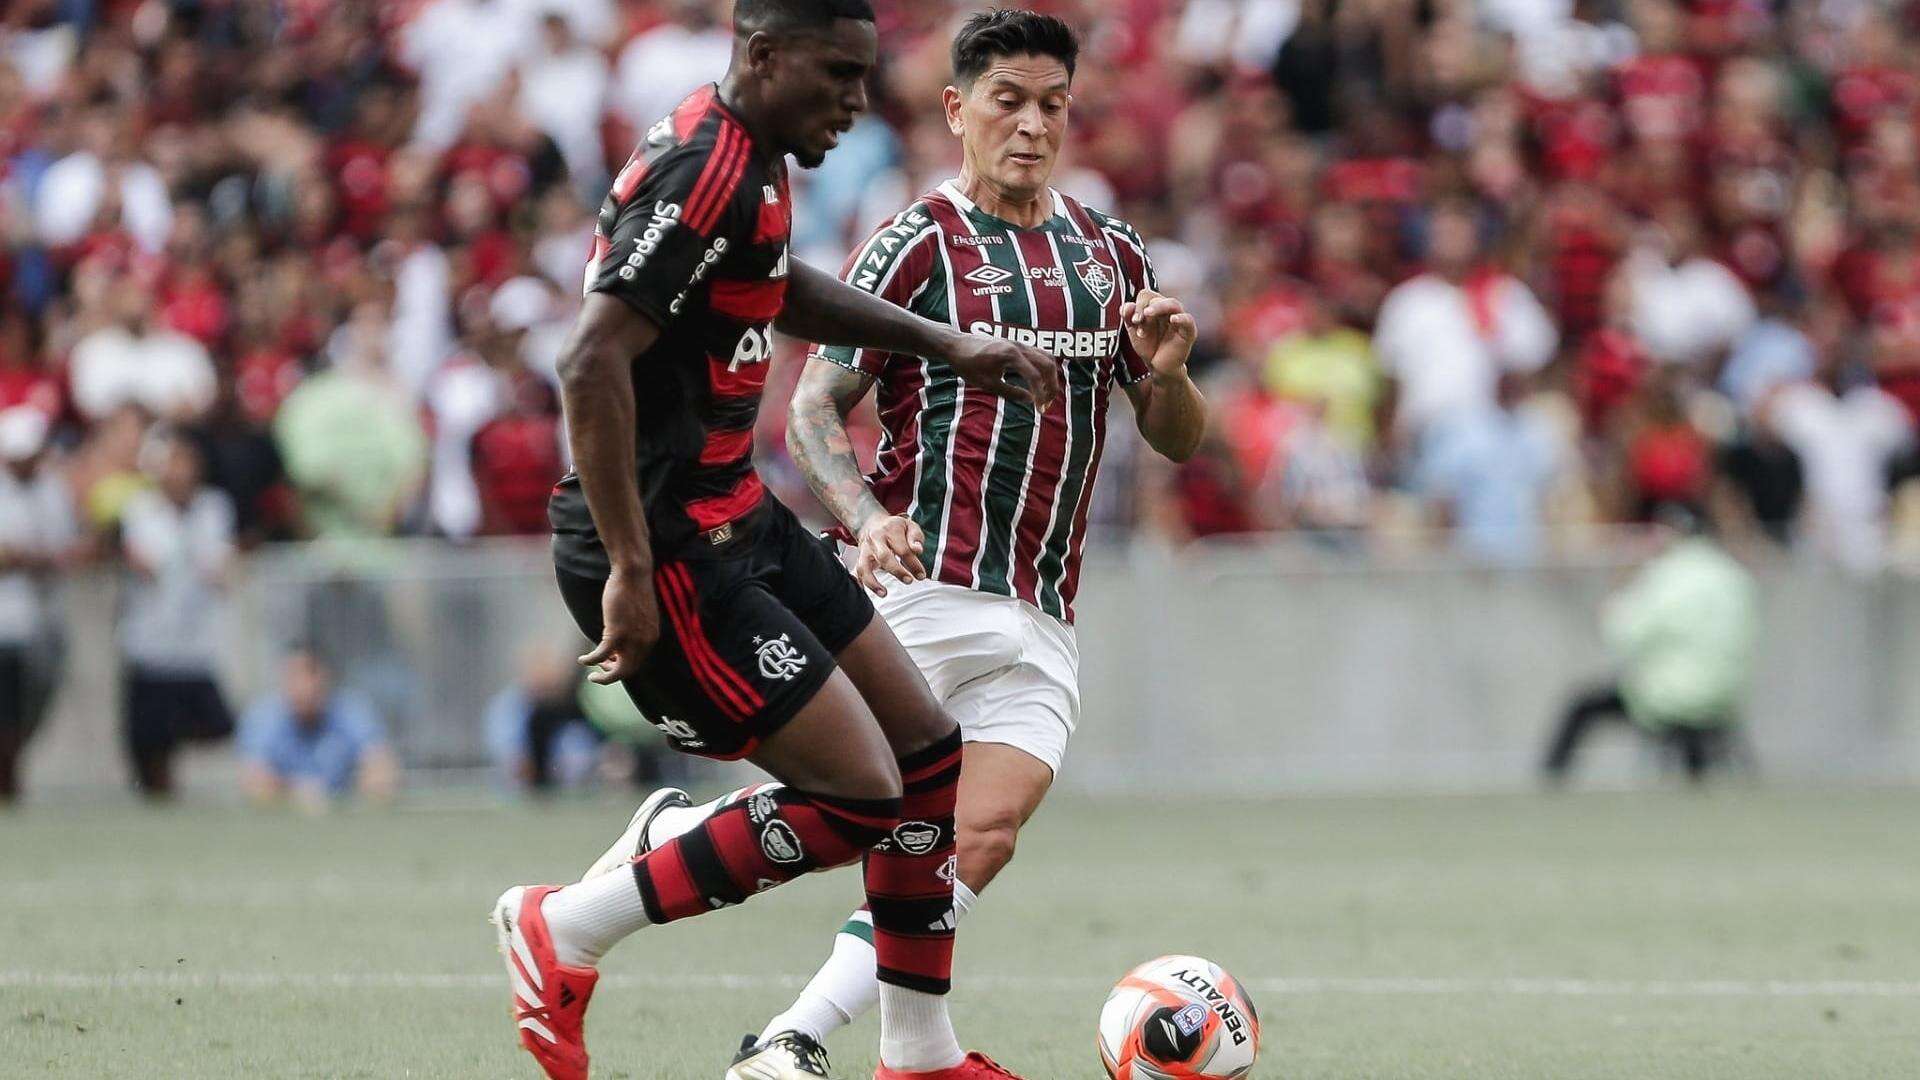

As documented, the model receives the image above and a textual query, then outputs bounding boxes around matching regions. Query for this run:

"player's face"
[951,56,1072,198]
[763,20,877,168]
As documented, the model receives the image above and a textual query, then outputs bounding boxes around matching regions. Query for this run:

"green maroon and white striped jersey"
[812,180,1158,623]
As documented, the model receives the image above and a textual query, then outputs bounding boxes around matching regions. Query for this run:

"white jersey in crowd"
[118,488,235,674]
[1372,270,1558,439]
[0,466,75,646]
[1771,382,1916,574]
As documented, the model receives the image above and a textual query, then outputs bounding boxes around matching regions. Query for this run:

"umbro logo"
[963,264,1014,287]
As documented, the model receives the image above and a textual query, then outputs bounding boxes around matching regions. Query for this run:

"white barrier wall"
[1068,545,1920,793]
[22,540,1920,795]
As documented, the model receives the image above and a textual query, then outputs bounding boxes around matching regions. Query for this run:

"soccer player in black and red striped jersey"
[590,10,1209,1080]
[490,3,1062,1080]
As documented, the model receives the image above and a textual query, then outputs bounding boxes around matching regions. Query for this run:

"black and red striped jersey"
[551,85,792,554]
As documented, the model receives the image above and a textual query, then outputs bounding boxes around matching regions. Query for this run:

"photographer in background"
[1543,508,1759,785]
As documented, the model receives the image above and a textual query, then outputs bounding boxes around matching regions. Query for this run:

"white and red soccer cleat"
[492,885,599,1080]
[874,1052,1025,1080]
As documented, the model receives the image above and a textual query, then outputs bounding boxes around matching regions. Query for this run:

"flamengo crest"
[754,634,808,681]
[1074,255,1115,305]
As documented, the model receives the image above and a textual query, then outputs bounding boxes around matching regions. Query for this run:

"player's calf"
[551,785,898,966]
[953,815,1019,891]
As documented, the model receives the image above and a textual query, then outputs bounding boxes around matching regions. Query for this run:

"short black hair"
[951,8,1079,86]
[734,0,875,36]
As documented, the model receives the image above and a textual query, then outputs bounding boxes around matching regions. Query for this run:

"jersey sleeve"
[811,208,941,378]
[1097,214,1161,385]
[588,142,749,328]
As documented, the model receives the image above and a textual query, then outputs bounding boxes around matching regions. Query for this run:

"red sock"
[866,729,963,994]
[633,787,898,923]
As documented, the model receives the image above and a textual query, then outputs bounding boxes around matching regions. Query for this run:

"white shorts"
[871,577,1080,775]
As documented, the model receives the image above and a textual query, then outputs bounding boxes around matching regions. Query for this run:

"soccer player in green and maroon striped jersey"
[586,10,1208,1078]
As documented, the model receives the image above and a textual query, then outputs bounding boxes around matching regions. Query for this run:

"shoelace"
[775,1033,831,1076]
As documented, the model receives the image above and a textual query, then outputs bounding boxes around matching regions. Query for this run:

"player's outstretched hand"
[940,329,1061,410]
[853,514,927,597]
[580,566,661,685]
[1121,289,1198,377]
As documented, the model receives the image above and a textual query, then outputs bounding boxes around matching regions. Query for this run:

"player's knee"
[824,751,902,805]
[787,789,902,864]
[957,815,1020,883]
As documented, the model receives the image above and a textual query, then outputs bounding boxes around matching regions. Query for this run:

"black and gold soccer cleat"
[726,1030,833,1079]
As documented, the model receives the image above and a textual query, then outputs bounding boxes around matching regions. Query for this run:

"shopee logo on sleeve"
[617,202,682,281]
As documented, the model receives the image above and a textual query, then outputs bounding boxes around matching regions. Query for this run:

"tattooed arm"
[786,357,924,597]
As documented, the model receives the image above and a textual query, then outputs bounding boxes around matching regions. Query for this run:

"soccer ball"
[1097,955,1261,1079]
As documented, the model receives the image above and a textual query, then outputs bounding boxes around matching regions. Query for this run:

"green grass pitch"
[3,788,1918,1078]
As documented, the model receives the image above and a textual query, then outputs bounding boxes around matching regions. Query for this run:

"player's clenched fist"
[1121,289,1198,377]
[853,514,928,597]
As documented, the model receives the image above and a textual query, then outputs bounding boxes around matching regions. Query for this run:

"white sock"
[645,783,771,848]
[761,881,979,1046]
[951,879,978,922]
[878,984,964,1072]
[877,879,976,1072]
[761,910,874,1043]
[541,868,652,968]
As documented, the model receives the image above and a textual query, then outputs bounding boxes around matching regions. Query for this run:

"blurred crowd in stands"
[4,0,1920,587]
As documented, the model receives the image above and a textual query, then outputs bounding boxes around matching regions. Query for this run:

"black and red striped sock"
[866,728,964,995]
[631,786,898,923]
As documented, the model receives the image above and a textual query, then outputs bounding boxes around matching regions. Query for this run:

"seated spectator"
[1544,511,1759,785]
[1274,398,1372,538]
[517,13,611,189]
[1621,377,1714,521]
[273,303,428,540]
[0,407,78,804]
[1374,199,1558,452]
[239,646,398,812]
[1767,354,1917,573]
[1720,291,1818,416]
[1618,200,1758,370]
[1265,292,1381,453]
[1713,410,1805,550]
[1415,373,1567,563]
[613,0,733,133]
[0,315,62,418]
[118,430,237,798]
[68,276,218,425]
[471,370,564,536]
[32,102,172,253]
[484,645,601,794]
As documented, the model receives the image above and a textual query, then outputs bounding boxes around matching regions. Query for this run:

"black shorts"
[552,495,873,761]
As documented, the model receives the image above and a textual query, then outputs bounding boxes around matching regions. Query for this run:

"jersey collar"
[938,179,1067,229]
